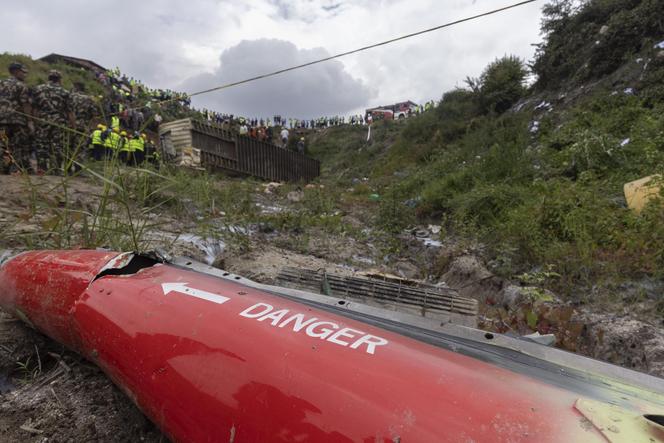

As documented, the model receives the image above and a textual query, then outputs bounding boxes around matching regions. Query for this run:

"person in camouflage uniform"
[32,70,74,173]
[0,62,34,174]
[71,82,98,166]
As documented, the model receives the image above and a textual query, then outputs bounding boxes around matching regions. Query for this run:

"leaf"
[527,310,538,330]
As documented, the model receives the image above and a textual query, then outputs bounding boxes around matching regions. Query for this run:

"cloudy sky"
[1,0,544,118]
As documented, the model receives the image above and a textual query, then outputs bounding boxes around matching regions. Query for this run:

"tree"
[473,55,528,114]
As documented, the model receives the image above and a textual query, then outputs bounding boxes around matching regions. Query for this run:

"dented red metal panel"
[0,251,656,442]
[0,250,122,347]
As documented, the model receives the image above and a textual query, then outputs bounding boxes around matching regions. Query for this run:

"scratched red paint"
[0,250,621,442]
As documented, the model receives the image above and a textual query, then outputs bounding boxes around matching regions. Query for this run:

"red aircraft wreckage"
[0,250,663,442]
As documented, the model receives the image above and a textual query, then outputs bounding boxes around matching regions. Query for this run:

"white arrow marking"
[161,282,230,305]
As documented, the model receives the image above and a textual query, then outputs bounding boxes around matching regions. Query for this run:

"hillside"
[311,0,664,299]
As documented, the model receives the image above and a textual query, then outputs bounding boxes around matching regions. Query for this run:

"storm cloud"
[180,39,375,118]
[1,0,544,117]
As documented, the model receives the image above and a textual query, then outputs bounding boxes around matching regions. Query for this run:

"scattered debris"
[522,332,557,346]
[534,101,553,111]
[352,254,376,266]
[255,202,284,214]
[624,175,662,213]
[263,182,283,194]
[530,120,540,134]
[20,422,44,435]
[286,190,305,203]
[620,138,630,147]
[653,40,664,49]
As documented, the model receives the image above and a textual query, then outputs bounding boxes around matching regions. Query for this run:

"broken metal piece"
[276,266,478,326]
[575,398,664,443]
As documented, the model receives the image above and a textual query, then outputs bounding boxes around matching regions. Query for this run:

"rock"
[287,190,304,202]
[499,284,528,307]
[442,255,503,303]
[576,312,664,377]
[599,25,609,35]
[494,284,560,308]
[394,260,420,279]
[657,50,664,60]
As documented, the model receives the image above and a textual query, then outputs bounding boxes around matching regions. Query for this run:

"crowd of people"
[1,59,440,174]
[0,62,161,175]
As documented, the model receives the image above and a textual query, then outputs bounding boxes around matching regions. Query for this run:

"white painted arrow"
[161,282,230,305]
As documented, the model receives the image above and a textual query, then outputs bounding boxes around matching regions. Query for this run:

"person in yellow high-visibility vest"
[128,132,145,165]
[103,127,120,159]
[111,115,120,131]
[90,124,105,161]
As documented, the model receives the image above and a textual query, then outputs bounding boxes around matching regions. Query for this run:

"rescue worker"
[128,132,145,165]
[104,127,121,159]
[136,133,147,164]
[0,62,34,174]
[118,130,129,163]
[32,70,74,174]
[297,137,305,154]
[90,124,105,161]
[111,114,120,131]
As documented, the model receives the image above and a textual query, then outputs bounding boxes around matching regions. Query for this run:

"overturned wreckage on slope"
[0,250,663,442]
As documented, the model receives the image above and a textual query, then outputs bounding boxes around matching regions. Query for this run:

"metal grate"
[275,267,478,319]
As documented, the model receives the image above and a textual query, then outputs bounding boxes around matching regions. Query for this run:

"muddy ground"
[0,174,662,441]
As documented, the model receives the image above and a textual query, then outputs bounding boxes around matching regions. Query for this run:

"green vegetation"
[305,0,664,294]
[532,0,664,90]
